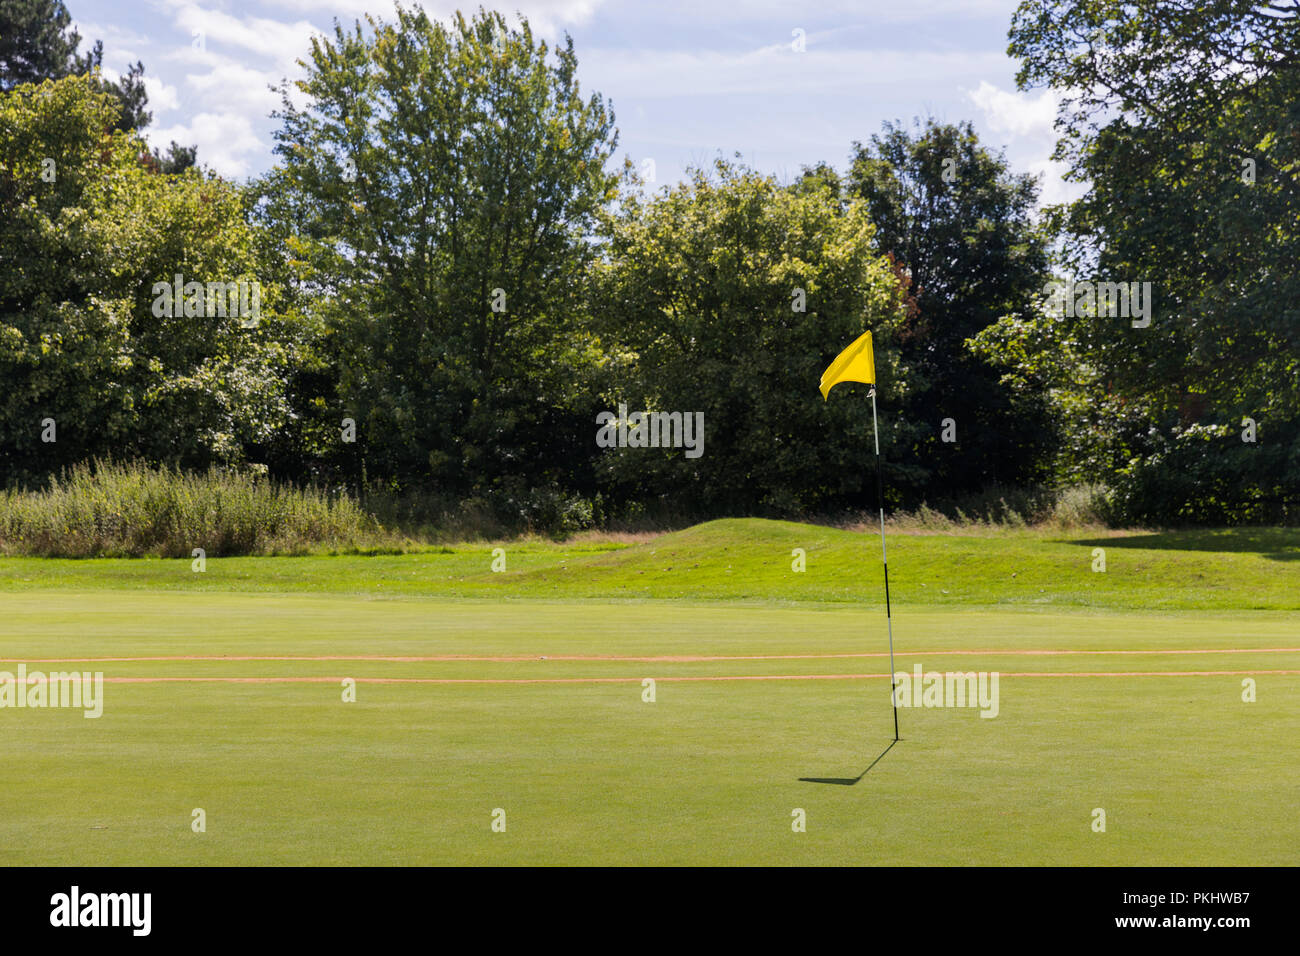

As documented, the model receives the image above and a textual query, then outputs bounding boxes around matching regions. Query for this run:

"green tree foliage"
[72,39,150,134]
[0,76,290,481]
[261,6,619,502]
[593,158,909,515]
[149,141,199,176]
[846,120,1057,507]
[993,0,1300,523]
[0,0,194,168]
[0,0,81,88]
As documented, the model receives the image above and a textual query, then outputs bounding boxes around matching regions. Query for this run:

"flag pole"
[870,386,900,741]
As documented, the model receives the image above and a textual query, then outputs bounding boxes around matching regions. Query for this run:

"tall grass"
[0,462,1124,557]
[0,460,382,557]
[848,484,1114,535]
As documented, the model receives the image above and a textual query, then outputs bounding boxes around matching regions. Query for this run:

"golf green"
[2,587,1296,865]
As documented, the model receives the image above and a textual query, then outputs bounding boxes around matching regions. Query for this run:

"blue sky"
[67,0,1078,203]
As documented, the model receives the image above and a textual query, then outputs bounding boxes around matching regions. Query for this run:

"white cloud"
[142,76,181,114]
[183,58,286,118]
[147,111,265,177]
[137,3,323,169]
[212,0,606,36]
[584,47,1009,99]
[1026,157,1085,206]
[966,80,1059,138]
[158,2,325,62]
[69,19,151,55]
[965,81,1081,207]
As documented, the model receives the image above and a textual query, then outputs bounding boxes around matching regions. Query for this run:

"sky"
[66,0,1081,204]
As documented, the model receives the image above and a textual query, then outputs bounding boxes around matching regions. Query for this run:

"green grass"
[2,518,1297,610]
[2,520,1297,865]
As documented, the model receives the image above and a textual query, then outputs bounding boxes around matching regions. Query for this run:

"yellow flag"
[819,330,875,400]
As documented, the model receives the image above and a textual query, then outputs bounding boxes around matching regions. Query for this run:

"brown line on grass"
[6,647,1300,664]
[90,669,1300,684]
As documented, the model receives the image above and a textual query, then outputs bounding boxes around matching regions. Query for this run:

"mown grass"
[2,519,1296,865]
[1,518,1297,610]
[2,593,1295,865]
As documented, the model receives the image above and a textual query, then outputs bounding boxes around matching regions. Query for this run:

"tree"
[846,119,1056,507]
[261,6,619,504]
[592,158,910,515]
[997,0,1300,523]
[0,0,80,88]
[73,39,150,133]
[0,0,194,169]
[149,141,199,175]
[0,76,289,481]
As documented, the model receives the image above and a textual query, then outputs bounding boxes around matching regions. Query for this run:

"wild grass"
[0,459,382,557]
[0,458,1181,559]
[831,484,1115,536]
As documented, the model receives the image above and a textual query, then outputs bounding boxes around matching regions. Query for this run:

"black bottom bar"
[0,865,1289,942]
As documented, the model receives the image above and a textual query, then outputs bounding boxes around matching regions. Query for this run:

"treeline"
[1,3,1296,533]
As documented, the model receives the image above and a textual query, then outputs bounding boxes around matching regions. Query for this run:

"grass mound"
[2,516,1297,611]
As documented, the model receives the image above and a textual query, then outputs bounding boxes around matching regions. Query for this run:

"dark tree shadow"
[1065,528,1300,561]
[800,739,898,785]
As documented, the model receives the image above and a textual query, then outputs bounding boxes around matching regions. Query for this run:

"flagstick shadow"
[799,739,898,786]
